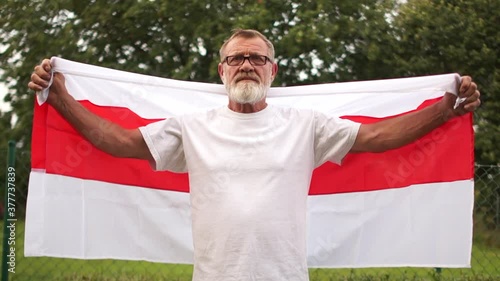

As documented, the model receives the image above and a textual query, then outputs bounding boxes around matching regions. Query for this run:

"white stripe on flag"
[25,171,473,267]
[307,180,473,267]
[25,171,193,263]
[50,57,460,118]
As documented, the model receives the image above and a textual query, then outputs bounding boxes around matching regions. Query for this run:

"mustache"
[234,73,260,83]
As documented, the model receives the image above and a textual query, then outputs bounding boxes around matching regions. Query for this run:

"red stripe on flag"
[310,98,473,194]
[32,100,48,169]
[32,99,473,195]
[33,101,189,193]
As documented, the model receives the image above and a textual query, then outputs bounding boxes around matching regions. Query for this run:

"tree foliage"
[389,0,500,165]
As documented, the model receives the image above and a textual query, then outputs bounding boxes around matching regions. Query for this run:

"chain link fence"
[2,147,499,281]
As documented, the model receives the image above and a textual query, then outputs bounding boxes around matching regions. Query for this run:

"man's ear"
[271,62,278,81]
[218,63,225,83]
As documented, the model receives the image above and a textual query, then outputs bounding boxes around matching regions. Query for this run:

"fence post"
[496,194,499,227]
[1,141,16,281]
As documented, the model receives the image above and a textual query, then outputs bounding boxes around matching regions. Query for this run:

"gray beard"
[226,81,268,104]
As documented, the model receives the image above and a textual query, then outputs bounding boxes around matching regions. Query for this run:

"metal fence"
[1,145,499,281]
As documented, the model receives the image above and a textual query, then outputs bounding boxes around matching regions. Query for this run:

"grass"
[2,221,499,281]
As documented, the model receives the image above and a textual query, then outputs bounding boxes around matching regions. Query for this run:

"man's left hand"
[453,75,481,116]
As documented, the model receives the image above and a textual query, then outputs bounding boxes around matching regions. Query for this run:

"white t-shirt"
[140,105,360,281]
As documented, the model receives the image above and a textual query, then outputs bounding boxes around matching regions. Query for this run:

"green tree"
[389,0,500,165]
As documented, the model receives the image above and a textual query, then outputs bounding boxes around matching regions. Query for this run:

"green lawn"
[2,221,499,281]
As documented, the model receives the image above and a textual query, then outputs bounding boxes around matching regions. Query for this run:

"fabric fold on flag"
[25,57,473,267]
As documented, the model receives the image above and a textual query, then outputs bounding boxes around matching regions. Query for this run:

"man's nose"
[239,58,254,72]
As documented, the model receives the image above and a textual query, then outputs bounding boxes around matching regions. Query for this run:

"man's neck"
[228,99,267,113]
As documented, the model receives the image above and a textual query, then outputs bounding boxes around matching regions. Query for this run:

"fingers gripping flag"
[26,57,473,267]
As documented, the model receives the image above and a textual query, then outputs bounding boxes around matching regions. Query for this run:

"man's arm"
[28,59,154,162]
[350,76,481,153]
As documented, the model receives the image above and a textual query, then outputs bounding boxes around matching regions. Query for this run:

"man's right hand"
[27,58,154,163]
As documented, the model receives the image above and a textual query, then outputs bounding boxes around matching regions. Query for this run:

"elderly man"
[29,29,480,281]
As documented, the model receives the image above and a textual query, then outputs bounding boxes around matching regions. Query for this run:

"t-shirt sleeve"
[313,111,361,167]
[138,117,187,172]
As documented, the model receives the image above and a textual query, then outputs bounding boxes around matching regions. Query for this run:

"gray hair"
[219,29,275,62]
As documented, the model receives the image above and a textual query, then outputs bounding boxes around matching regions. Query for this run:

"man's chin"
[236,79,258,85]
[226,82,268,104]
[229,96,256,104]
[229,93,265,105]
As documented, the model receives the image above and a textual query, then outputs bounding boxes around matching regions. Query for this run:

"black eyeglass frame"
[222,54,273,66]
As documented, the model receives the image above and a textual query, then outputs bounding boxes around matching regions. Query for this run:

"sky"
[0,44,12,111]
[0,82,11,111]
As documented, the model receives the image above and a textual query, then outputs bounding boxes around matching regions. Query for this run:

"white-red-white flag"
[25,57,473,267]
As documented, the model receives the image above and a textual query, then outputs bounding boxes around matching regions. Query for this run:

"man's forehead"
[224,37,269,55]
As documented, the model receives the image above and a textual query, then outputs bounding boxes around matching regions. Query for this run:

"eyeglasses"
[222,54,272,66]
